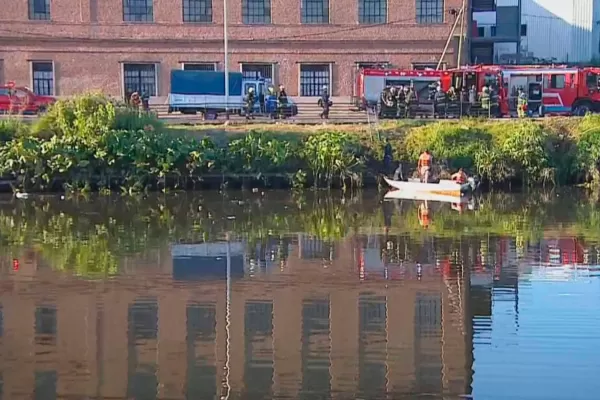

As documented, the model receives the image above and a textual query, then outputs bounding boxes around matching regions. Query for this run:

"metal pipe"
[457,0,466,68]
[224,0,230,119]
[437,6,464,70]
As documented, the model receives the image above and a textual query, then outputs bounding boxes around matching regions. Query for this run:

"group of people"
[244,84,289,120]
[379,85,418,118]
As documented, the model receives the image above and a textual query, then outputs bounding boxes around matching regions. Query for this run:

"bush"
[31,93,162,138]
[0,118,30,142]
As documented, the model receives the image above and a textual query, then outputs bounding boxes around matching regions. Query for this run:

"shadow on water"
[0,189,600,399]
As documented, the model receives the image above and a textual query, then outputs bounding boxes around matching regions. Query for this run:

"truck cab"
[242,78,298,117]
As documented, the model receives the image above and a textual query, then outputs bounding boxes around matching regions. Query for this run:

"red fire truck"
[447,65,508,116]
[496,65,600,116]
[353,68,451,110]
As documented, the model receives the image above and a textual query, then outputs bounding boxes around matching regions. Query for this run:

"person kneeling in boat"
[418,150,433,183]
[451,168,467,184]
[452,168,479,194]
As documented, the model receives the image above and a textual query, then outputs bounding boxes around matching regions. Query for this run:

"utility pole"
[437,4,466,70]
[223,0,230,120]
[457,0,467,68]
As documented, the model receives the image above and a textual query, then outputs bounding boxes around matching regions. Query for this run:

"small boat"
[383,176,478,197]
[384,189,468,203]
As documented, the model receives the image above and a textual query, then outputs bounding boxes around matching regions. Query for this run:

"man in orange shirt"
[417,150,433,183]
[451,167,467,184]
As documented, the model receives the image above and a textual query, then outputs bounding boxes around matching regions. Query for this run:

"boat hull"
[384,190,466,203]
[383,177,465,196]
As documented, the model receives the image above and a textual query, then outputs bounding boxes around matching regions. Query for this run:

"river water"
[0,190,599,400]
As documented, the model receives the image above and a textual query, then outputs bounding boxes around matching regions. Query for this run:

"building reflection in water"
[0,232,507,400]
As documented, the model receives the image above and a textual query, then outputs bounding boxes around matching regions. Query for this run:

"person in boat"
[451,167,467,184]
[417,150,433,183]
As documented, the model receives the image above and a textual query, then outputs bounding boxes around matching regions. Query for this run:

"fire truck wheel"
[573,101,593,116]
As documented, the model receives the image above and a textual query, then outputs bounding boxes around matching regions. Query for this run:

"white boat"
[384,189,466,203]
[383,177,466,197]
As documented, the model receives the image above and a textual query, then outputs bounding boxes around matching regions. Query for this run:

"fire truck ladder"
[366,102,382,141]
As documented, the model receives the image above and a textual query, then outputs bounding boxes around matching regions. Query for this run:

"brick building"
[0,0,465,100]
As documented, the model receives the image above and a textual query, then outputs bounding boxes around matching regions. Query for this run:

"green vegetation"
[1,190,599,278]
[1,94,600,192]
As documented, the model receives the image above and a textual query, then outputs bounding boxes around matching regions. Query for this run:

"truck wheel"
[573,101,593,116]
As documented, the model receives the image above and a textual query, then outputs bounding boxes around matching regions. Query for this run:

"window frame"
[299,63,332,97]
[242,0,272,25]
[31,61,55,96]
[240,63,275,81]
[29,0,51,20]
[181,62,217,71]
[123,0,154,23]
[301,0,330,24]
[183,0,213,23]
[358,0,387,25]
[122,63,158,99]
[416,0,444,25]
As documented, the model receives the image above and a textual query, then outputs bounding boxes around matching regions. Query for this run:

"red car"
[0,83,55,114]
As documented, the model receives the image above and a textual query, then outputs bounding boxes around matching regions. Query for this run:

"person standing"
[418,149,433,183]
[277,85,288,119]
[480,86,490,116]
[318,85,331,120]
[245,87,255,120]
[517,88,528,118]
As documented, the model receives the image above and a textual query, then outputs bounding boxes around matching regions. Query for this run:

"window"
[490,26,496,37]
[242,0,271,24]
[183,0,212,23]
[123,0,153,22]
[241,63,274,80]
[416,0,444,24]
[128,299,158,340]
[34,370,57,400]
[520,24,527,36]
[550,74,565,89]
[477,26,484,37]
[412,62,438,70]
[123,63,157,98]
[300,64,330,96]
[29,0,51,20]
[359,0,387,24]
[32,62,54,96]
[183,63,216,71]
[302,0,329,24]
[356,62,389,70]
[35,306,57,336]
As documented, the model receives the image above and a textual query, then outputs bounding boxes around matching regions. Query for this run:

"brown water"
[0,190,600,399]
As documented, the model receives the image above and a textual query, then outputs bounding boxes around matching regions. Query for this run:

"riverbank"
[0,94,599,193]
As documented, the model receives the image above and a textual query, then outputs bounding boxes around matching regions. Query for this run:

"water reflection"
[0,191,599,399]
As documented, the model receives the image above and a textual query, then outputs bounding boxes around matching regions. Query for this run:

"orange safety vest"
[418,152,432,168]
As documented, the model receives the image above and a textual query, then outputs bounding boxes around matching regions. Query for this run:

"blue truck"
[167,70,298,119]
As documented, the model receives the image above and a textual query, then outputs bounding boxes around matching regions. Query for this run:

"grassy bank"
[1,94,600,193]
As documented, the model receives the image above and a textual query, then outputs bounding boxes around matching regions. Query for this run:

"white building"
[470,0,600,64]
[521,0,600,62]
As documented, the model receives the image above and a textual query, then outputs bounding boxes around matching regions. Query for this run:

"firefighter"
[428,81,437,118]
[390,86,398,118]
[245,86,255,120]
[318,85,331,120]
[396,86,406,118]
[277,85,288,119]
[468,85,477,116]
[447,86,458,117]
[405,86,417,118]
[434,86,447,118]
[480,86,490,116]
[379,85,393,118]
[517,88,528,118]
[141,91,150,112]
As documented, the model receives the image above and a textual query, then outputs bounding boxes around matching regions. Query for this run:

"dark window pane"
[241,63,273,80]
[34,370,57,400]
[416,0,444,24]
[300,64,330,97]
[183,63,216,71]
[358,0,387,24]
[29,0,51,20]
[123,63,157,99]
[123,0,154,22]
[32,62,54,96]
[35,306,57,337]
[128,298,158,340]
[242,0,271,24]
[183,0,212,23]
[302,0,329,24]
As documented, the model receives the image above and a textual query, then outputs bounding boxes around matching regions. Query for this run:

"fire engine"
[353,67,451,110]
[447,65,508,116]
[495,65,600,116]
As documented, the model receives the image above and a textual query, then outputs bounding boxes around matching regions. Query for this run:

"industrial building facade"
[0,0,464,99]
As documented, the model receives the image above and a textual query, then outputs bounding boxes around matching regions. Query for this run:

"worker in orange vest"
[451,167,468,184]
[417,150,433,183]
